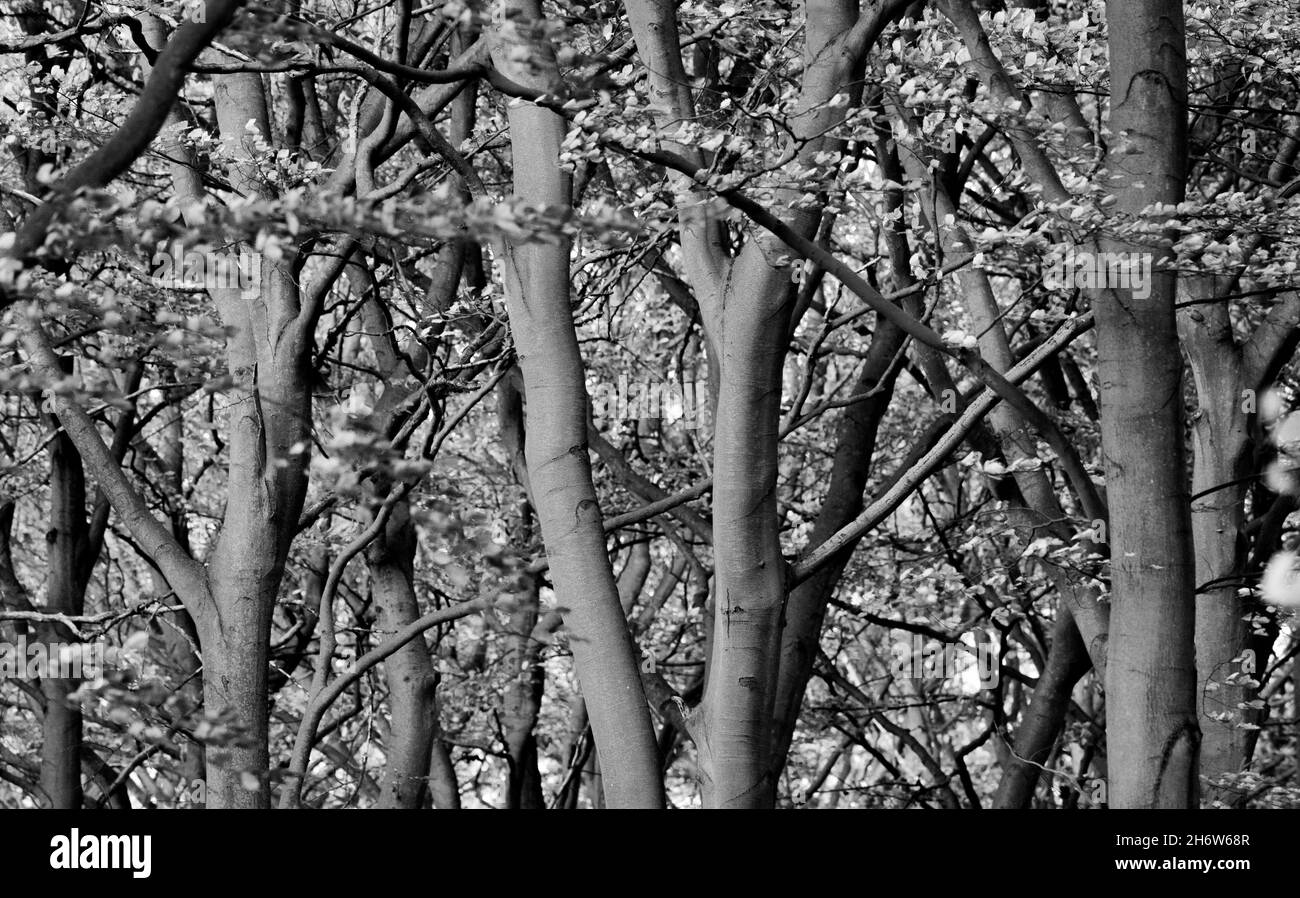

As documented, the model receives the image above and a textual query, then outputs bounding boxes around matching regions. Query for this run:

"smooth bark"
[488,0,663,808]
[1099,0,1199,807]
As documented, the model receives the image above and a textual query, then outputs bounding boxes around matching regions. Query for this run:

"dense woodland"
[0,0,1297,809]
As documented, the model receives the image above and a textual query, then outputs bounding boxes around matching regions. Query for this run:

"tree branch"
[19,323,212,624]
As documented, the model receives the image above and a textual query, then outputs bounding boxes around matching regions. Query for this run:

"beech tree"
[0,0,1298,811]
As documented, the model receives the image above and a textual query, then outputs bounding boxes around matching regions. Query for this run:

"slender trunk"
[1099,0,1199,807]
[696,0,863,811]
[993,610,1091,808]
[556,695,590,809]
[698,242,800,808]
[489,1,662,807]
[1178,278,1254,799]
[893,111,1110,674]
[151,377,206,789]
[498,375,544,808]
[39,676,82,808]
[40,403,89,808]
[427,723,461,809]
[889,91,1114,805]
[501,574,545,810]
[568,543,655,807]
[368,504,439,808]
[770,316,905,777]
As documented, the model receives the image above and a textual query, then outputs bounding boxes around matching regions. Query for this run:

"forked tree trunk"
[695,0,873,810]
[199,71,316,808]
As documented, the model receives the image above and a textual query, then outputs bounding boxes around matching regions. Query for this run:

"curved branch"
[18,323,212,624]
[2,0,247,282]
[279,597,489,807]
[791,311,1095,583]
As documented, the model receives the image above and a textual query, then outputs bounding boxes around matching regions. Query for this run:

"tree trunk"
[770,316,905,779]
[1178,277,1253,800]
[488,0,662,808]
[993,610,1091,808]
[195,593,272,809]
[150,375,206,791]
[427,724,461,809]
[199,71,316,808]
[368,505,439,808]
[1099,0,1199,807]
[501,570,546,810]
[694,0,869,811]
[39,421,88,808]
